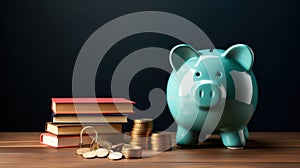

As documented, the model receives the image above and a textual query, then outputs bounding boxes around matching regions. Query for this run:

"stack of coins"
[130,118,153,150]
[151,132,172,152]
[122,144,142,159]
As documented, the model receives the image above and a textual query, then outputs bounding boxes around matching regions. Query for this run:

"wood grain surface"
[0,132,299,167]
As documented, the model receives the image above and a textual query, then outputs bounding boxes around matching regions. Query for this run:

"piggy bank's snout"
[194,83,221,107]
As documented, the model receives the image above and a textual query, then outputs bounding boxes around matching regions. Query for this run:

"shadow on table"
[175,136,272,149]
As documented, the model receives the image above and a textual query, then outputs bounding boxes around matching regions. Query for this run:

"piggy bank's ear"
[222,44,254,71]
[169,44,199,71]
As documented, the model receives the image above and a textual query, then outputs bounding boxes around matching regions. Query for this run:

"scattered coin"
[96,148,109,158]
[108,152,123,160]
[82,150,97,159]
[76,147,91,155]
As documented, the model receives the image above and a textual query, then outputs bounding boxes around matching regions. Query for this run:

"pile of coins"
[122,144,142,158]
[151,132,172,151]
[76,139,123,160]
[77,147,124,160]
[77,143,144,160]
[75,122,174,161]
[130,118,153,150]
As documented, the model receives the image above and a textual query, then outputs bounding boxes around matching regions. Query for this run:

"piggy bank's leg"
[176,126,200,146]
[243,127,249,140]
[220,129,246,149]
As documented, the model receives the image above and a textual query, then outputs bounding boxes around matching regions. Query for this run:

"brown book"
[51,98,135,115]
[52,115,128,124]
[40,132,92,148]
[40,132,125,148]
[45,122,123,135]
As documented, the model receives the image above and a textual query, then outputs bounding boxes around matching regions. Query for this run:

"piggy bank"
[166,44,258,149]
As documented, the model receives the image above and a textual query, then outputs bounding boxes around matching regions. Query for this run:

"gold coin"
[122,150,142,155]
[122,144,142,158]
[151,140,171,144]
[131,133,151,137]
[123,154,142,159]
[131,135,151,139]
[130,140,149,144]
[151,132,171,137]
[130,142,149,146]
[122,144,141,150]
[130,134,145,137]
[134,122,153,126]
[132,131,152,135]
[151,132,172,152]
[151,138,170,142]
[134,118,153,124]
[132,127,152,132]
[133,123,153,129]
[151,133,171,137]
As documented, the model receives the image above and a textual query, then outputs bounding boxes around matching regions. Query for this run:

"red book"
[51,98,135,115]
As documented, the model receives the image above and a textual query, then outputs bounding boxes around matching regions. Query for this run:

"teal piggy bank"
[166,44,258,149]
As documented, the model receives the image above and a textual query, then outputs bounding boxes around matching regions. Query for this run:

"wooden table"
[0,132,300,167]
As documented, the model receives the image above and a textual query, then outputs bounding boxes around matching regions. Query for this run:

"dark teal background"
[1,0,299,131]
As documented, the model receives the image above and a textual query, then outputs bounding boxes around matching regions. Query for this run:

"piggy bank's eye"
[216,71,222,78]
[195,72,201,77]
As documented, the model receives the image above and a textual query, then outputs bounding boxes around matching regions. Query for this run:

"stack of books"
[40,98,135,148]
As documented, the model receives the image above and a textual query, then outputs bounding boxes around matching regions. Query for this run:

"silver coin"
[96,148,109,158]
[76,148,90,155]
[122,144,142,150]
[108,152,123,160]
[82,150,97,159]
[122,144,142,158]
